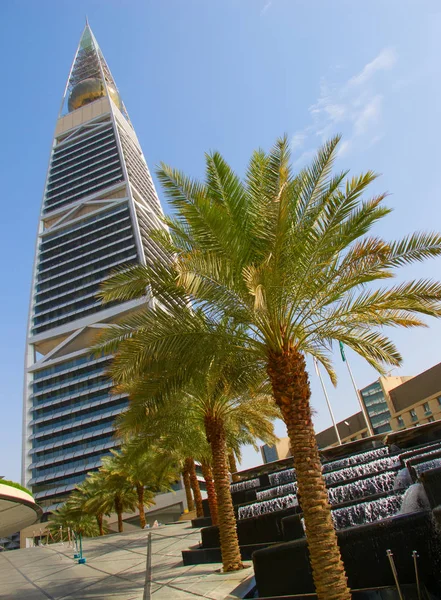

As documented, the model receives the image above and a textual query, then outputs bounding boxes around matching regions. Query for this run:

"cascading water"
[399,482,431,514]
[269,468,296,486]
[267,455,399,490]
[256,482,297,501]
[328,471,397,505]
[238,494,298,519]
[247,471,398,519]
[413,458,441,476]
[393,468,413,490]
[322,447,390,473]
[324,456,400,486]
[230,478,260,492]
[332,493,404,530]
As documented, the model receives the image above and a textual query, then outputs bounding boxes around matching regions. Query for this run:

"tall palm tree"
[97,136,441,597]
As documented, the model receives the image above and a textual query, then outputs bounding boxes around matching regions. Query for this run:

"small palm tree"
[97,136,441,595]
[98,320,272,571]
[86,461,137,533]
[111,442,178,528]
[68,483,108,536]
[48,502,101,540]
[115,398,206,518]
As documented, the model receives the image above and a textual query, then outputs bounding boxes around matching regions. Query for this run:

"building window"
[410,409,418,422]
[437,396,441,407]
[423,402,431,415]
[428,416,435,422]
[397,416,405,428]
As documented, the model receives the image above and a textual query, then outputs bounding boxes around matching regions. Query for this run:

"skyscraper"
[22,23,168,512]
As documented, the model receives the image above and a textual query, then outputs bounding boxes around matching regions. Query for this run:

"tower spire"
[59,22,131,126]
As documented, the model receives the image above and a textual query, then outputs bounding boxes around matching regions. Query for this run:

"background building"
[359,375,413,434]
[22,24,184,518]
[389,362,441,429]
[261,361,441,458]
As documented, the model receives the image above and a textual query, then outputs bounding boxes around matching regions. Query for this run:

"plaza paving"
[0,522,253,600]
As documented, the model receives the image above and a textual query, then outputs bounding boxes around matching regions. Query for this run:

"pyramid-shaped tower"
[22,24,168,511]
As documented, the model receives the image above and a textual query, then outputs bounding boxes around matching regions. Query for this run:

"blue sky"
[1,0,441,482]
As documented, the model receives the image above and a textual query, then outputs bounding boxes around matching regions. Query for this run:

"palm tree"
[97,319,273,571]
[111,442,178,528]
[86,461,138,533]
[97,136,441,596]
[48,502,101,540]
[115,387,277,528]
[68,483,108,536]
[115,397,208,519]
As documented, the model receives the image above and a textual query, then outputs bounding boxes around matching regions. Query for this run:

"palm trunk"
[228,451,240,482]
[182,468,194,512]
[96,513,104,536]
[186,457,204,518]
[205,415,243,572]
[115,497,124,533]
[201,461,218,526]
[268,348,351,600]
[136,482,146,529]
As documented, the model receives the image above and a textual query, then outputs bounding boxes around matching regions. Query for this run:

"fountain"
[413,458,441,476]
[256,482,297,501]
[332,493,404,529]
[322,446,390,473]
[393,467,413,490]
[238,494,298,520]
[184,431,441,596]
[229,477,260,492]
[328,471,398,505]
[268,468,295,486]
[399,482,431,514]
[324,455,400,485]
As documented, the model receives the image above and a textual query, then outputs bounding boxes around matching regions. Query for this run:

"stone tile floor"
[0,522,253,600]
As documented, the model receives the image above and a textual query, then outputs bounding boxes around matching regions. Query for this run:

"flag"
[313,356,320,376]
[339,341,346,362]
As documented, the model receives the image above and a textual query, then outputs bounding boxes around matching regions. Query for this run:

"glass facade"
[262,445,279,463]
[23,24,167,509]
[360,381,392,434]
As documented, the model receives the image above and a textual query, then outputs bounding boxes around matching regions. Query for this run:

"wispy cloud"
[349,48,397,87]
[291,47,398,159]
[261,1,272,16]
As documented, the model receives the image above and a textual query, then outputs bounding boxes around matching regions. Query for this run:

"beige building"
[389,362,441,429]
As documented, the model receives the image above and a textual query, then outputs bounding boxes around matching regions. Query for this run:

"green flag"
[339,341,346,362]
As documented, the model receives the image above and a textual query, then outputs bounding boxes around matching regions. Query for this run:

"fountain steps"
[235,466,401,520]
[253,510,440,597]
[249,465,399,506]
[182,541,279,566]
[228,445,392,492]
[202,489,405,550]
[398,440,441,466]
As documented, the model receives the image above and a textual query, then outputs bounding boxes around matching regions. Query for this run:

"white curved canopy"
[0,484,42,537]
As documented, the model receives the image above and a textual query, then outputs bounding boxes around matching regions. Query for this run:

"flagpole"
[339,342,374,437]
[313,357,342,445]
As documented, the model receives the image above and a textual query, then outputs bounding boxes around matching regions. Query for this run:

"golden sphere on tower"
[68,78,121,112]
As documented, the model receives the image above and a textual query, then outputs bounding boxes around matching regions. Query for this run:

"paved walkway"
[0,522,253,600]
